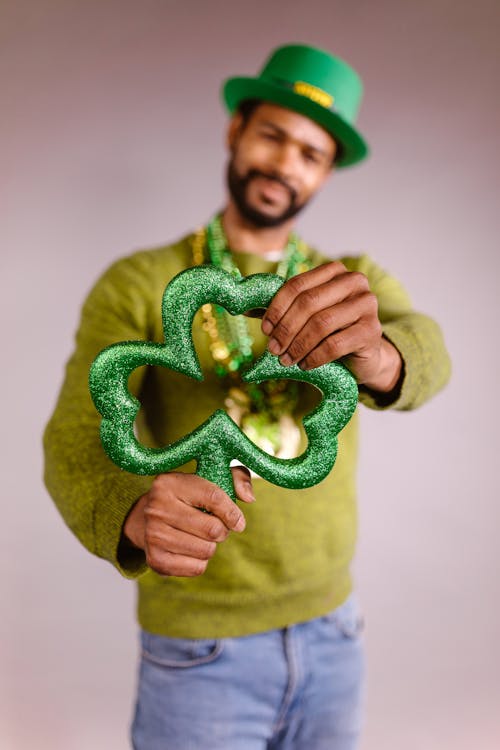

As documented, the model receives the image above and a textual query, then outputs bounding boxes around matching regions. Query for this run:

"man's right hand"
[123,468,254,577]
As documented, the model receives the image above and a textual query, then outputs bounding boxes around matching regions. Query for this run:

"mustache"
[245,169,297,203]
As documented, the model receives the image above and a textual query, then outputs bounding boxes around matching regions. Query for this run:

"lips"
[254,176,290,204]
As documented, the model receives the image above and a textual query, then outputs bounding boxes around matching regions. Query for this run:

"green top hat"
[222,44,369,169]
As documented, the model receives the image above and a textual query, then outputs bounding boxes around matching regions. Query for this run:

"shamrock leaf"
[89,266,358,500]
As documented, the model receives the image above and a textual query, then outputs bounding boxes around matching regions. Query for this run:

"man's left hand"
[261,261,402,394]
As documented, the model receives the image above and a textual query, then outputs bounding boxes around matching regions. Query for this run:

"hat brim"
[223,77,369,169]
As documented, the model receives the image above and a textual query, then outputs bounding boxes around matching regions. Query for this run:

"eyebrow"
[257,119,332,159]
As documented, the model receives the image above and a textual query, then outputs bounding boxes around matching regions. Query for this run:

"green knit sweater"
[43,234,450,638]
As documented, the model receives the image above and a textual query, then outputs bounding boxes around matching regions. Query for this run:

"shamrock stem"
[196,450,237,503]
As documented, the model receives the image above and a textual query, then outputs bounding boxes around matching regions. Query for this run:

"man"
[44,44,450,749]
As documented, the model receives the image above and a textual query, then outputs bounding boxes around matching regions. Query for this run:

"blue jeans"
[131,594,365,750]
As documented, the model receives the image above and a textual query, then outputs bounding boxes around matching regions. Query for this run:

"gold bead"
[211,343,230,360]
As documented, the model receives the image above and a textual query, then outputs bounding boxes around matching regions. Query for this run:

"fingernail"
[268,337,281,354]
[235,514,246,532]
[246,485,256,503]
[280,353,293,366]
[262,319,273,335]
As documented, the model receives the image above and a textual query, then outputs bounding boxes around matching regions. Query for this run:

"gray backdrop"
[2,0,499,748]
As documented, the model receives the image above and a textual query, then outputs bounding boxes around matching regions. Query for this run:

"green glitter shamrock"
[89,266,358,501]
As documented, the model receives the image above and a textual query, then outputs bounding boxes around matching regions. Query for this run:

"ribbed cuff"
[358,323,416,410]
[93,473,152,578]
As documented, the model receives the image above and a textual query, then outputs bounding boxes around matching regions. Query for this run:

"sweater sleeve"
[43,251,164,578]
[341,254,451,410]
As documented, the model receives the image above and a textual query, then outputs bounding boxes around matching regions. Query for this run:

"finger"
[147,473,242,540]
[147,524,217,560]
[266,271,370,357]
[145,547,210,578]
[146,497,231,543]
[280,292,376,366]
[232,465,255,503]
[262,261,348,336]
[299,319,376,370]
[173,473,246,532]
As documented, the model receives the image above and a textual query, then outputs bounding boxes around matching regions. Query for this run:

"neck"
[221,202,295,255]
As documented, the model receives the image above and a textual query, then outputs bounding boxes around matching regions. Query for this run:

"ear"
[226,112,244,152]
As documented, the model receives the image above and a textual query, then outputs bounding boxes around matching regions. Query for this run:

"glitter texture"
[89,266,358,501]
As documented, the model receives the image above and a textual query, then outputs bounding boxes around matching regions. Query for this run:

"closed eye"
[260,130,281,142]
[303,151,321,164]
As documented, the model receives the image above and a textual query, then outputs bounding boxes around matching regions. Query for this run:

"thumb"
[231,465,256,504]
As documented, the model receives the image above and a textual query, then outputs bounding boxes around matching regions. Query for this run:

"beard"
[226,157,309,228]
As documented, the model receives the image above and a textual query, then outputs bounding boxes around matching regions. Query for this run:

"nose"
[273,142,299,181]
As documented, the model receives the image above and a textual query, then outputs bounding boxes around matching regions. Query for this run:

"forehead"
[247,102,335,154]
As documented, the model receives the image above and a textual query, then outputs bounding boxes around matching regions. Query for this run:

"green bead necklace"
[192,214,312,458]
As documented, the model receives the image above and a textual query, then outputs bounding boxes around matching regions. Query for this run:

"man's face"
[226,102,336,228]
